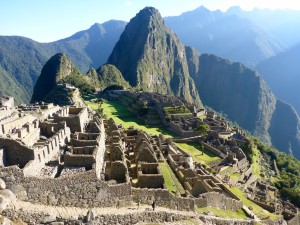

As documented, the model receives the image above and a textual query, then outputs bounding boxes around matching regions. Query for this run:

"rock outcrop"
[107,7,202,107]
[31,53,81,102]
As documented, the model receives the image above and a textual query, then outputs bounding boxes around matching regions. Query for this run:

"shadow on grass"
[184,142,219,158]
[105,100,176,137]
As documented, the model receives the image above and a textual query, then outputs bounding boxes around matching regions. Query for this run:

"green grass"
[227,172,242,181]
[159,161,185,196]
[174,142,221,166]
[163,106,191,114]
[196,206,248,219]
[230,187,281,220]
[251,146,261,178]
[86,100,175,138]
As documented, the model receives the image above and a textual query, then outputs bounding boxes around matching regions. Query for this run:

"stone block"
[0,179,6,190]
[42,215,57,224]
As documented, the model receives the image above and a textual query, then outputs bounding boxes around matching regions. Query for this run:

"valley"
[1,3,300,224]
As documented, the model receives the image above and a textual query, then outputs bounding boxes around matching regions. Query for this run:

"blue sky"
[1,0,299,42]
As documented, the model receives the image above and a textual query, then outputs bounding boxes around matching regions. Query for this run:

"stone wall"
[138,171,164,189]
[287,213,300,225]
[200,216,255,225]
[0,138,34,167]
[38,105,61,120]
[1,115,36,134]
[200,141,226,158]
[248,198,276,213]
[64,154,95,167]
[0,126,70,176]
[3,208,194,224]
[0,148,7,167]
[53,107,89,133]
[169,122,200,138]
[172,136,201,143]
[244,165,253,178]
[0,96,14,109]
[132,188,194,211]
[24,127,70,176]
[92,211,192,224]
[0,166,132,208]
[195,192,243,212]
[20,125,40,147]
[40,121,66,137]
[95,119,105,179]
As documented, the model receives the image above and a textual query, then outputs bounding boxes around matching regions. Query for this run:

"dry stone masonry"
[0,94,298,224]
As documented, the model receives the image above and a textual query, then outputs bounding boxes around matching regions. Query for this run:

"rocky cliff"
[31,53,92,103]
[107,7,300,158]
[107,7,202,107]
[186,48,300,157]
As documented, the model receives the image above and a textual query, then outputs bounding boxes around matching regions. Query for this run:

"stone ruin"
[0,94,298,224]
[103,90,300,224]
[0,96,14,110]
[104,119,164,188]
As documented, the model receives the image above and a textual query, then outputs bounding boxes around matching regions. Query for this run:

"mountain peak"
[133,7,163,24]
[31,52,79,103]
[107,7,202,107]
[196,5,210,12]
[138,6,160,16]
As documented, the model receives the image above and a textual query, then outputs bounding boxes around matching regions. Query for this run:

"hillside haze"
[256,43,300,113]
[105,7,300,159]
[4,5,300,159]
[0,20,126,104]
[165,6,284,68]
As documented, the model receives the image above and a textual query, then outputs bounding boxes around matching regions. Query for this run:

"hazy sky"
[1,0,300,42]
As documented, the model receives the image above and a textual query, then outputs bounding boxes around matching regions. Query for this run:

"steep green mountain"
[0,20,126,104]
[31,53,94,103]
[165,6,284,68]
[96,64,130,90]
[105,6,300,158]
[107,7,202,107]
[185,49,300,158]
[269,100,300,159]
[0,36,52,104]
[0,66,29,104]
[32,54,130,104]
[54,20,127,70]
[256,43,300,113]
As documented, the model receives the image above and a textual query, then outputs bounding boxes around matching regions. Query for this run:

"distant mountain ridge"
[0,20,126,104]
[165,6,285,68]
[105,7,300,159]
[6,5,300,159]
[225,6,300,47]
[256,43,300,113]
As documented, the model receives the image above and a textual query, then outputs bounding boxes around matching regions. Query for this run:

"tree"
[194,124,210,141]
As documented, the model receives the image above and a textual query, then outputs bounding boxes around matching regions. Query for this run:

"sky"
[1,0,300,42]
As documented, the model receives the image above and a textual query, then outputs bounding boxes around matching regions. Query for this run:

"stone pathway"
[15,200,196,220]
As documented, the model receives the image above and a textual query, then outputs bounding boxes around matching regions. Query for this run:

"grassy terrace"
[86,100,175,138]
[174,142,221,166]
[87,99,186,195]
[159,161,186,196]
[163,106,191,115]
[230,187,281,221]
[196,206,248,219]
[251,145,261,178]
[227,172,242,181]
